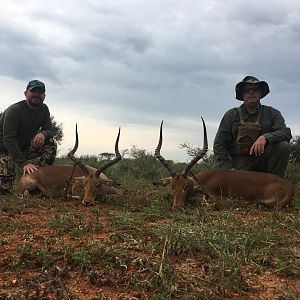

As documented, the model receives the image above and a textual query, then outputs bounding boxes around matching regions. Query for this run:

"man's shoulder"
[261,104,280,114]
[224,107,239,116]
[261,104,272,110]
[6,101,50,113]
[36,103,50,116]
[7,100,26,108]
[40,103,50,111]
[5,100,26,114]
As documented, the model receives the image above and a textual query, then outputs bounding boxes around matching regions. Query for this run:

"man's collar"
[242,103,261,115]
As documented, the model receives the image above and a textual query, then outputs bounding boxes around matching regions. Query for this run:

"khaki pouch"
[235,107,262,154]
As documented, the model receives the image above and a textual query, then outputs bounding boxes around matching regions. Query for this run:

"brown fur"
[19,164,107,195]
[20,125,124,204]
[71,174,123,205]
[196,169,294,208]
[156,169,294,209]
[154,119,294,210]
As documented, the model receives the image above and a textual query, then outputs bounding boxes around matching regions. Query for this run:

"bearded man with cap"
[213,76,292,178]
[0,80,57,193]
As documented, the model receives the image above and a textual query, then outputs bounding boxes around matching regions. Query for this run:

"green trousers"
[232,141,290,178]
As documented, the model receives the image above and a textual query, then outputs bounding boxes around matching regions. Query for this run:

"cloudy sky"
[1,0,299,162]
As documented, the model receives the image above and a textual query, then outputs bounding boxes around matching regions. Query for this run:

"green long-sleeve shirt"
[0,100,54,167]
[213,104,292,169]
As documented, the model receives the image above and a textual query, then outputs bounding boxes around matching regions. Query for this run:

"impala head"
[68,125,122,205]
[154,118,208,209]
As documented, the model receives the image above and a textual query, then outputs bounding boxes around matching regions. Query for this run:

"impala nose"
[82,197,95,206]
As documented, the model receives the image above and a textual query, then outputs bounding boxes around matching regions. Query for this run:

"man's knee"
[39,138,57,166]
[264,141,290,178]
[277,141,290,155]
[268,141,290,158]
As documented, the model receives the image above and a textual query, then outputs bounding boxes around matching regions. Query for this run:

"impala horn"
[154,120,175,175]
[155,117,208,176]
[182,117,208,176]
[95,127,122,177]
[67,124,90,176]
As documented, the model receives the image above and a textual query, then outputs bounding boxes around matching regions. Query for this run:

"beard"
[27,97,44,109]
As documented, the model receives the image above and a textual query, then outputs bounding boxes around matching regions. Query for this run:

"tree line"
[1,112,300,165]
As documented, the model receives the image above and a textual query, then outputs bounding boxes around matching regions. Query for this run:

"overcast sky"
[1,0,299,162]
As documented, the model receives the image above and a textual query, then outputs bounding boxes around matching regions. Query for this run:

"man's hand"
[31,133,45,149]
[250,135,267,157]
[23,163,38,175]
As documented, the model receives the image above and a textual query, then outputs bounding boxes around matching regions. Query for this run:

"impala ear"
[98,178,112,185]
[153,177,172,187]
[99,179,122,187]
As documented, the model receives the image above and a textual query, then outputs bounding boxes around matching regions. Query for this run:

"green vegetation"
[290,136,300,165]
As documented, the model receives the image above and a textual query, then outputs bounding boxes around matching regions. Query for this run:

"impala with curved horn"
[67,125,123,205]
[154,118,294,209]
[19,125,123,203]
[154,118,208,209]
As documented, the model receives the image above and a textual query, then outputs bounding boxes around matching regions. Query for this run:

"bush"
[290,136,300,165]
[54,145,214,182]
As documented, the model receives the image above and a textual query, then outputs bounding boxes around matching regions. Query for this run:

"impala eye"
[184,182,192,191]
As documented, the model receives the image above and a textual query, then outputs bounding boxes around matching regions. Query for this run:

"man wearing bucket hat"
[213,76,292,178]
[0,80,57,194]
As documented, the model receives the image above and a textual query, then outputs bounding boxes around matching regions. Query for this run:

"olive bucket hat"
[235,76,270,101]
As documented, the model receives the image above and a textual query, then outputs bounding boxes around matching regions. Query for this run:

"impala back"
[19,164,107,193]
[195,169,294,207]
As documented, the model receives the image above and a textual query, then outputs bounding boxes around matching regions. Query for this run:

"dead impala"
[67,125,123,205]
[19,125,123,204]
[154,118,294,209]
[19,164,106,196]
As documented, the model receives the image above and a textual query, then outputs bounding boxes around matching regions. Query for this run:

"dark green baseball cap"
[26,80,46,91]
